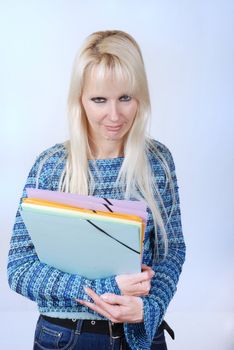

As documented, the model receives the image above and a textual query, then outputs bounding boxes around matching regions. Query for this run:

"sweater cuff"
[142,296,161,339]
[91,274,121,297]
[103,275,122,295]
[123,297,161,350]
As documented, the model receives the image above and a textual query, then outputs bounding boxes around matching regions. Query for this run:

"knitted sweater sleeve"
[124,144,186,350]
[7,148,121,305]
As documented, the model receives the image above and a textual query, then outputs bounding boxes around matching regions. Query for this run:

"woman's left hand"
[76,287,143,323]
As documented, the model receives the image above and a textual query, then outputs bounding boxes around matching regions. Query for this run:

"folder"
[26,188,147,209]
[20,191,146,279]
[26,188,148,223]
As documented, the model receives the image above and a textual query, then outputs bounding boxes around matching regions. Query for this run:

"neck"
[88,138,124,159]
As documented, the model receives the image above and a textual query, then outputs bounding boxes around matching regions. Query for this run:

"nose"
[108,101,121,122]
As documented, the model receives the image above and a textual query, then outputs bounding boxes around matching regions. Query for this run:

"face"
[81,71,138,146]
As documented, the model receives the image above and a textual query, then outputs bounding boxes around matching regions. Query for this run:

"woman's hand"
[76,287,144,323]
[115,264,155,296]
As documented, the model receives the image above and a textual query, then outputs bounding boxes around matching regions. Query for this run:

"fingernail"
[76,299,84,304]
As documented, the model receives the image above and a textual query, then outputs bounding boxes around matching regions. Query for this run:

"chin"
[104,134,125,141]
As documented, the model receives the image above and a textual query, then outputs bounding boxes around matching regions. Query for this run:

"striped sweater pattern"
[7,140,186,350]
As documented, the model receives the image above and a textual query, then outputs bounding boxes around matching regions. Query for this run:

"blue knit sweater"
[7,140,186,350]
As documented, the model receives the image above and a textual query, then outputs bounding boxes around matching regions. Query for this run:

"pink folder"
[26,188,148,224]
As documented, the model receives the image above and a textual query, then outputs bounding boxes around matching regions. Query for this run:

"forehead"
[82,64,135,95]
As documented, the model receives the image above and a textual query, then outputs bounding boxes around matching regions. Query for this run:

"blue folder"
[20,203,142,279]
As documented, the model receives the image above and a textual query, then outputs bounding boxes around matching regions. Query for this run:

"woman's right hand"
[115,264,155,297]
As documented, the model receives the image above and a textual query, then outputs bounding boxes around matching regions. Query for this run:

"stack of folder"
[20,189,147,279]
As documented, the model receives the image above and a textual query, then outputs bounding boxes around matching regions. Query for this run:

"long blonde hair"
[60,30,174,259]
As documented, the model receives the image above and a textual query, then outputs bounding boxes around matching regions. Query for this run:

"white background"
[1,1,234,349]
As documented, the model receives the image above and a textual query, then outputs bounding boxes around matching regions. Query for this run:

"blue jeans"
[33,315,167,350]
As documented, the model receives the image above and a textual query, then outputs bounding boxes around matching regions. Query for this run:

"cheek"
[87,116,102,127]
[85,106,104,124]
[127,104,138,122]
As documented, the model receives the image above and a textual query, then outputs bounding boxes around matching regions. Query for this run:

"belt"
[41,315,124,338]
[41,316,174,340]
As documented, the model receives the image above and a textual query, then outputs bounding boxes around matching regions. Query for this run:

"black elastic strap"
[103,204,113,212]
[86,219,140,255]
[103,198,113,205]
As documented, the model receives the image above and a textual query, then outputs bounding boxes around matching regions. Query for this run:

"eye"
[119,95,132,102]
[91,97,106,103]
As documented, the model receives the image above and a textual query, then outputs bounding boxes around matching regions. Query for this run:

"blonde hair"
[59,30,174,259]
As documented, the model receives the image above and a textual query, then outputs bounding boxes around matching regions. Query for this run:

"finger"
[84,287,99,300]
[84,288,126,307]
[84,287,112,308]
[127,270,154,284]
[76,298,117,321]
[100,293,130,306]
[84,287,132,322]
[79,289,124,323]
[100,294,118,304]
[121,280,151,296]
[84,288,125,315]
[77,288,116,319]
[141,264,153,272]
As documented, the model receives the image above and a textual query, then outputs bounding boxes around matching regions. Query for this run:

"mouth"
[105,125,122,131]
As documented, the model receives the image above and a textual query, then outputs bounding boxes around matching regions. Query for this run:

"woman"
[7,30,186,350]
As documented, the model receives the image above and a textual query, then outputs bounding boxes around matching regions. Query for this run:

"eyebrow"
[89,93,131,98]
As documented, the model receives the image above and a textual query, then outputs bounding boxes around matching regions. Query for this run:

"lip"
[105,125,122,130]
